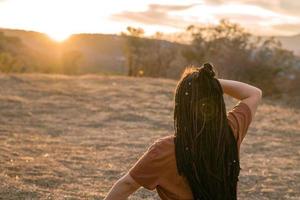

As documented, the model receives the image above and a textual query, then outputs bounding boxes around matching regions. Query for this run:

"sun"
[47,31,72,42]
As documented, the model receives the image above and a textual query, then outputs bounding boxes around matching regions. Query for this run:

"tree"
[122,27,177,77]
[0,32,27,72]
[183,19,252,79]
[182,19,299,96]
[122,26,145,76]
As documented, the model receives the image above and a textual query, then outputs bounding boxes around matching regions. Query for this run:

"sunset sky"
[0,0,300,41]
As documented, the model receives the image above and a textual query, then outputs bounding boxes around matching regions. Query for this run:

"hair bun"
[202,62,215,78]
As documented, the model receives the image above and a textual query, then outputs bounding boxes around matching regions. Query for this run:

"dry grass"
[0,74,299,200]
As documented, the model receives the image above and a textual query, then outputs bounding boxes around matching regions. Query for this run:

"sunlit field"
[1,0,300,199]
[0,74,299,199]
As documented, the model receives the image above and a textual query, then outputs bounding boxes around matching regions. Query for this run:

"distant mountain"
[0,28,128,74]
[0,28,299,75]
[63,33,127,74]
[275,34,300,56]
[0,28,185,75]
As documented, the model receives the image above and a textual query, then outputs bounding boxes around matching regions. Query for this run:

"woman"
[104,63,262,200]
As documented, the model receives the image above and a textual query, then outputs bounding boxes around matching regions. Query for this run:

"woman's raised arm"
[218,79,262,119]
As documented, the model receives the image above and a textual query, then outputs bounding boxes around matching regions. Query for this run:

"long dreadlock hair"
[174,63,240,200]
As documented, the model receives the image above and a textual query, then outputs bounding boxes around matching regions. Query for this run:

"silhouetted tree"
[183,19,252,79]
[122,27,145,76]
[123,27,178,77]
[0,32,27,72]
[182,19,299,96]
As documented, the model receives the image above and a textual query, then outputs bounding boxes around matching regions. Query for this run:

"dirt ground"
[0,74,299,200]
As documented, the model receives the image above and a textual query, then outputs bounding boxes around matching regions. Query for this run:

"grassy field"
[0,74,299,200]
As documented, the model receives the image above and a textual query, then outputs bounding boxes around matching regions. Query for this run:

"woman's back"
[104,63,262,200]
[129,101,253,200]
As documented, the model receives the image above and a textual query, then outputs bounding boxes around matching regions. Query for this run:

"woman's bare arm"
[218,79,262,119]
[104,173,141,200]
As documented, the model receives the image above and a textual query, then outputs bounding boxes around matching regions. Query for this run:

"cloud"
[205,0,300,16]
[110,1,300,36]
[214,13,264,24]
[148,4,198,12]
[110,3,200,29]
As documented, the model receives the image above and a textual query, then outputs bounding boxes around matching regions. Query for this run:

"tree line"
[123,20,300,97]
[1,20,299,98]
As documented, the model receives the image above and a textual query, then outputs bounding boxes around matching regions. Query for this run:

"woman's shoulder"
[155,135,175,144]
[153,135,175,148]
[149,135,175,156]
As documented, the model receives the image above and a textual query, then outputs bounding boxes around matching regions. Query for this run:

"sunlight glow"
[47,31,71,42]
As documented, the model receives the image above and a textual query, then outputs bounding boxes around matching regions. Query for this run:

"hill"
[0,28,127,74]
[276,34,300,56]
[1,28,299,76]
[0,28,186,75]
[0,74,299,199]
